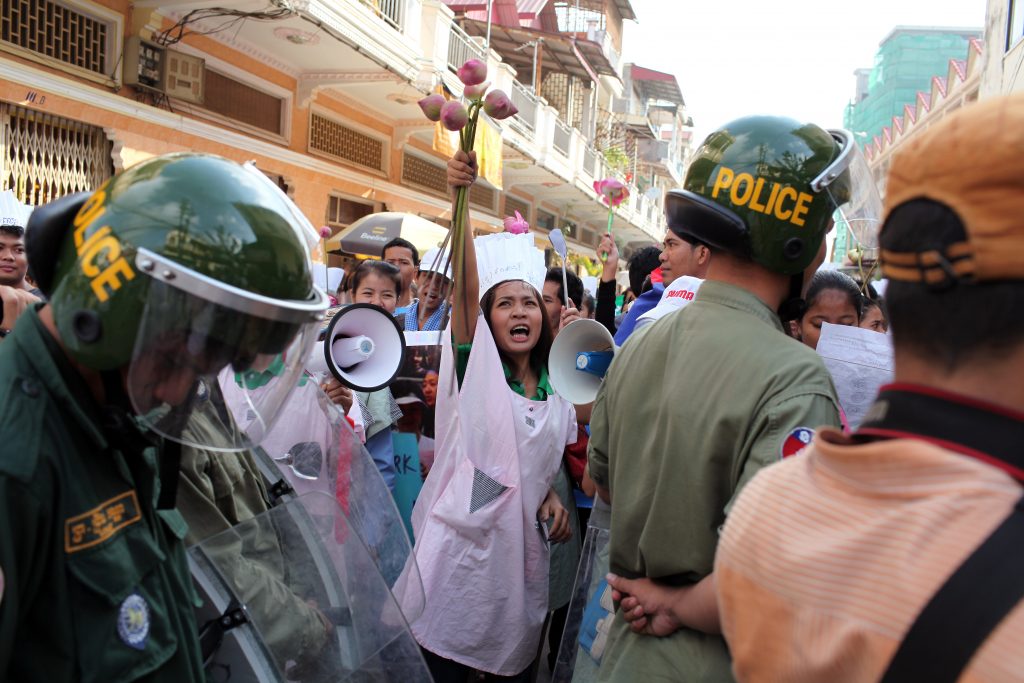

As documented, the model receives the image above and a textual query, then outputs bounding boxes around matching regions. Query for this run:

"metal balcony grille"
[310,113,385,171]
[0,102,113,205]
[204,70,282,135]
[402,152,447,194]
[1,0,110,75]
[504,195,530,222]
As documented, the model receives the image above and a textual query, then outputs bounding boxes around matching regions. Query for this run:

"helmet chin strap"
[777,273,806,323]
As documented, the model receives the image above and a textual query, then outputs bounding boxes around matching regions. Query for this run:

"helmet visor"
[127,278,321,451]
[815,130,883,251]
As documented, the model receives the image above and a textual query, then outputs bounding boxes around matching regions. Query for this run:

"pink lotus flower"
[483,90,518,120]
[503,210,529,234]
[440,101,469,131]
[594,177,629,207]
[457,59,488,86]
[319,225,332,239]
[418,94,446,122]
[463,81,490,101]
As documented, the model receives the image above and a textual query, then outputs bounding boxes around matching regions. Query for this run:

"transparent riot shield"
[552,501,613,683]
[221,374,424,620]
[190,492,431,683]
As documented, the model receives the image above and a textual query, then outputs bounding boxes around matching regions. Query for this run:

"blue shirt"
[613,283,664,345]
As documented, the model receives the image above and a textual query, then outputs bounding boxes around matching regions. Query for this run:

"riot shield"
[221,374,424,619]
[552,501,613,683]
[190,492,432,683]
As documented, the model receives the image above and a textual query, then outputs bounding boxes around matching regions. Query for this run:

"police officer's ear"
[26,192,91,298]
[787,320,801,340]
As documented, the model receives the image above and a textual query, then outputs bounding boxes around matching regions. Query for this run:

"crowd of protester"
[1,93,1021,683]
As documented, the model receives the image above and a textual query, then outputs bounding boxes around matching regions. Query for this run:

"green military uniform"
[177,427,330,670]
[588,280,841,682]
[0,307,205,682]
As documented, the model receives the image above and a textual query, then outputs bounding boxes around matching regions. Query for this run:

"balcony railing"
[553,119,572,156]
[364,0,404,30]
[511,80,538,131]
[448,22,486,74]
[582,145,598,177]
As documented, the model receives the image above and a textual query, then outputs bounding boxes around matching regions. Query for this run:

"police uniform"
[588,280,842,682]
[0,307,204,681]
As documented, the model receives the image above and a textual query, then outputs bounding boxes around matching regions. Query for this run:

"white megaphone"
[306,303,406,392]
[549,319,616,405]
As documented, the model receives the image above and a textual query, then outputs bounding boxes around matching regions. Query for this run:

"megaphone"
[306,303,406,392]
[549,319,616,405]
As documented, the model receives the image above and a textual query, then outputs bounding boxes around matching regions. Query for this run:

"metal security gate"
[0,102,113,205]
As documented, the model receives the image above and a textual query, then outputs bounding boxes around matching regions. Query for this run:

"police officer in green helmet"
[0,153,329,682]
[586,116,880,682]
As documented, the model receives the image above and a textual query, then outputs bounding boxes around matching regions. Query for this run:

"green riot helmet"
[39,153,330,451]
[666,115,882,275]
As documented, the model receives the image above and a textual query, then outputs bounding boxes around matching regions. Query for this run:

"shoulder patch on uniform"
[64,490,141,553]
[781,427,814,459]
[117,592,150,650]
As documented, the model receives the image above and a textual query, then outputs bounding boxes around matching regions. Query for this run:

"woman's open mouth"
[509,325,530,342]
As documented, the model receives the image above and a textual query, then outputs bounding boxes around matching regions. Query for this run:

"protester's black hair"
[545,267,584,309]
[799,270,863,321]
[382,237,420,266]
[481,281,555,383]
[0,225,25,239]
[882,199,1024,369]
[581,291,597,319]
[628,246,661,296]
[350,260,403,297]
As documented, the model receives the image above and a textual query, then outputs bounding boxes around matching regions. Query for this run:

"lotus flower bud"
[418,94,446,122]
[319,225,332,239]
[440,101,469,131]
[594,177,629,207]
[457,59,488,86]
[463,81,490,101]
[503,210,529,234]
[482,90,518,120]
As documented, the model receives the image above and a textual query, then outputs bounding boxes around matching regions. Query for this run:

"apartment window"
[402,152,447,195]
[203,69,284,136]
[0,101,113,205]
[1010,0,1024,49]
[1,0,120,81]
[310,112,386,172]
[326,194,376,228]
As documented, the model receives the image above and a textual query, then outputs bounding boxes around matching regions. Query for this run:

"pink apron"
[398,316,575,675]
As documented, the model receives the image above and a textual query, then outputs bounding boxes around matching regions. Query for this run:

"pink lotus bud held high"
[594,177,629,207]
[503,210,529,234]
[463,81,490,101]
[440,101,469,131]
[319,225,332,239]
[418,94,446,122]
[457,59,488,86]
[482,90,518,120]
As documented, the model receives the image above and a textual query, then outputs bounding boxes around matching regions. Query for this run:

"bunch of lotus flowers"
[418,59,519,312]
[594,177,629,261]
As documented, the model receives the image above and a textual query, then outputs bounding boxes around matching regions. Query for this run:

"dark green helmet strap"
[777,273,806,323]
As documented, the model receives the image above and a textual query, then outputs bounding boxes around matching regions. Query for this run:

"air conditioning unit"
[610,97,631,114]
[125,37,206,105]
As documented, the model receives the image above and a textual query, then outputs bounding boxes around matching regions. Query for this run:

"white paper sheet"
[816,322,894,430]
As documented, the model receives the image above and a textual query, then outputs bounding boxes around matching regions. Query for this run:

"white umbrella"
[0,190,32,230]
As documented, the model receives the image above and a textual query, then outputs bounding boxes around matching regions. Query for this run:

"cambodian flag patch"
[781,427,814,459]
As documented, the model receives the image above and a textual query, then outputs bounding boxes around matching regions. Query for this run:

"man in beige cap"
[697,94,1024,681]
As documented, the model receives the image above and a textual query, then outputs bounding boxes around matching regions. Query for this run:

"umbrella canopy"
[325,212,449,258]
[0,190,32,230]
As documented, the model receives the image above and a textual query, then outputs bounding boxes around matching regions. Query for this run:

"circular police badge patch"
[117,592,150,650]
[781,427,814,459]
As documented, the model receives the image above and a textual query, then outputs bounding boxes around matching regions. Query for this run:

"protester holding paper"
[790,269,863,349]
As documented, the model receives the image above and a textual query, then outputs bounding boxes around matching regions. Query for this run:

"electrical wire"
[155,6,292,46]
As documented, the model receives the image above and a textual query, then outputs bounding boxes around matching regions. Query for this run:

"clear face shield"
[812,130,884,262]
[127,248,329,451]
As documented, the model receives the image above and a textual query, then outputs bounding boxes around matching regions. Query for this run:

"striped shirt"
[716,428,1024,683]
